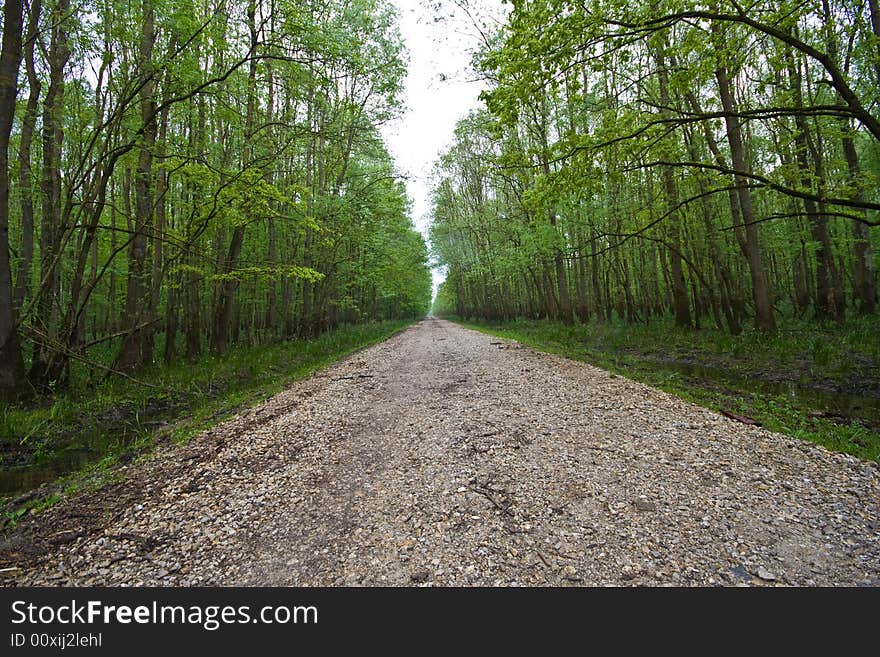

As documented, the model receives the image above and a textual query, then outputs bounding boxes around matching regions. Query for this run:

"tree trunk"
[713,38,775,331]
[0,0,28,399]
[536,95,573,325]
[145,56,173,365]
[120,0,157,369]
[869,0,880,85]
[841,135,877,313]
[681,124,741,334]
[184,257,201,361]
[793,240,810,314]
[12,0,41,314]
[29,0,71,387]
[265,63,278,337]
[211,1,258,353]
[590,230,604,321]
[653,45,691,328]
[787,48,844,322]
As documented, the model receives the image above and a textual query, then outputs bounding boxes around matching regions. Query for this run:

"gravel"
[4,318,879,586]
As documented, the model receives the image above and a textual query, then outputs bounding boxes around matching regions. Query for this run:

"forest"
[1,0,879,591]
[1,0,879,496]
[0,0,433,404]
[430,0,878,330]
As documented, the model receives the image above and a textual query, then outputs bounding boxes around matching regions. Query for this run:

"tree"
[0,0,27,399]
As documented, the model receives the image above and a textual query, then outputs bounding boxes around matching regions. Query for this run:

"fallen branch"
[111,532,160,551]
[721,409,761,426]
[83,318,162,349]
[467,484,514,516]
[21,326,161,389]
[48,530,85,546]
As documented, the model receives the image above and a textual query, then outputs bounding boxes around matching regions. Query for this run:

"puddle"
[0,427,142,499]
[0,450,94,497]
[1,388,199,500]
[620,356,880,427]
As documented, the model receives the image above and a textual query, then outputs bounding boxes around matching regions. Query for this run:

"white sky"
[381,0,507,296]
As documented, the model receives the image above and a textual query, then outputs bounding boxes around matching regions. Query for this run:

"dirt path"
[4,319,879,586]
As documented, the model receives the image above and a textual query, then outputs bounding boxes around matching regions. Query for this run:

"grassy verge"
[450,316,880,462]
[1,320,414,517]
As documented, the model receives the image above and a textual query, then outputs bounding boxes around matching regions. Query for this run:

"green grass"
[0,319,415,513]
[451,315,880,462]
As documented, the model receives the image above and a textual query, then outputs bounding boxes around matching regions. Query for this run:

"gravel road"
[5,318,879,586]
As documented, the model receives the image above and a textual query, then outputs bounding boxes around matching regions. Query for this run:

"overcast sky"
[381,0,507,295]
